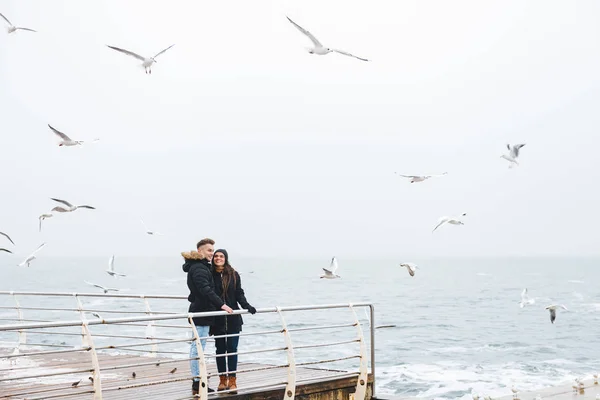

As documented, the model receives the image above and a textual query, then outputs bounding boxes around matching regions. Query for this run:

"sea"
[1,256,599,399]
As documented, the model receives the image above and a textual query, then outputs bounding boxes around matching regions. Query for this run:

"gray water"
[1,256,599,399]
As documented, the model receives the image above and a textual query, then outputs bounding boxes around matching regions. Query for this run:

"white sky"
[1,0,600,259]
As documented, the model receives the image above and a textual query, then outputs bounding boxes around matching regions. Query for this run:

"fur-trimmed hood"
[181,251,204,260]
[182,251,209,272]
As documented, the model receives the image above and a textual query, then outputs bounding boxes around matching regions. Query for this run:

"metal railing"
[0,291,376,400]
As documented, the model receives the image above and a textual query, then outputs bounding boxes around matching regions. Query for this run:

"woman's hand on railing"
[246,305,257,314]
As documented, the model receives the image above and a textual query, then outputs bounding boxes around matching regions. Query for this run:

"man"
[182,238,233,395]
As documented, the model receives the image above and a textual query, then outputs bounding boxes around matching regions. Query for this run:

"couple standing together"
[182,238,256,395]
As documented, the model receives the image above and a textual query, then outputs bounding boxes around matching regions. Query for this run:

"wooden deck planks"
[1,350,364,400]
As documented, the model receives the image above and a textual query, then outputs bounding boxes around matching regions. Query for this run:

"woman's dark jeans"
[215,335,240,377]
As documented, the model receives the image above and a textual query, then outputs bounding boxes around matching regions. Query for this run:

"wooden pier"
[0,350,373,400]
[0,297,375,400]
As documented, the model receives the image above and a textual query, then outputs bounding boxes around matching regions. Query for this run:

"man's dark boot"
[192,381,214,395]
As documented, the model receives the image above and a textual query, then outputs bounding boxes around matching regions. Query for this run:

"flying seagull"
[286,16,369,61]
[48,124,98,147]
[320,256,341,279]
[140,218,163,235]
[500,143,526,168]
[394,172,447,183]
[0,229,14,255]
[18,243,46,267]
[107,44,175,74]
[38,213,53,232]
[400,262,418,277]
[106,255,126,277]
[519,288,535,308]
[0,12,36,34]
[50,198,96,213]
[545,304,568,324]
[91,312,103,319]
[84,281,119,294]
[0,231,14,246]
[432,213,467,233]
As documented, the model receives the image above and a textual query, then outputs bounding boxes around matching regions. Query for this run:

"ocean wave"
[424,342,552,355]
[581,303,600,312]
[375,361,592,399]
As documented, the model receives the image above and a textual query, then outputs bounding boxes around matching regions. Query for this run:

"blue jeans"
[190,325,210,382]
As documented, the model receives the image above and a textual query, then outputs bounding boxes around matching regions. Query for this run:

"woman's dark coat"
[211,268,253,335]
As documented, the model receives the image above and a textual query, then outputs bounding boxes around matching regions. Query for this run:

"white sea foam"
[375,361,589,399]
[425,343,532,354]
[579,303,600,312]
[571,291,585,300]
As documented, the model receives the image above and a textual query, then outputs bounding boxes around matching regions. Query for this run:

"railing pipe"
[0,303,373,331]
[350,304,369,400]
[82,322,103,399]
[0,290,188,299]
[11,292,26,346]
[74,294,90,348]
[190,317,208,400]
[277,306,296,400]
[142,296,158,357]
[369,303,376,398]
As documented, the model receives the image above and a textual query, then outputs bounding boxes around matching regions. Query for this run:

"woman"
[211,249,256,393]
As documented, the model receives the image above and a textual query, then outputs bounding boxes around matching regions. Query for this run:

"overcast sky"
[1,0,600,259]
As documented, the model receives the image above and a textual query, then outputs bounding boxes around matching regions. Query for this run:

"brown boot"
[228,376,237,394]
[218,375,228,391]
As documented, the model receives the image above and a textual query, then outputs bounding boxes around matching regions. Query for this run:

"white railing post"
[190,316,208,400]
[277,306,296,400]
[142,296,157,357]
[369,304,376,398]
[74,294,90,348]
[349,304,368,400]
[11,292,26,346]
[82,322,103,399]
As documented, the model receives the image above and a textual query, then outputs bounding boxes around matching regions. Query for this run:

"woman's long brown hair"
[221,263,237,300]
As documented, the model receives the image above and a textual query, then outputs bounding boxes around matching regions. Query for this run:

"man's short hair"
[196,238,215,249]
